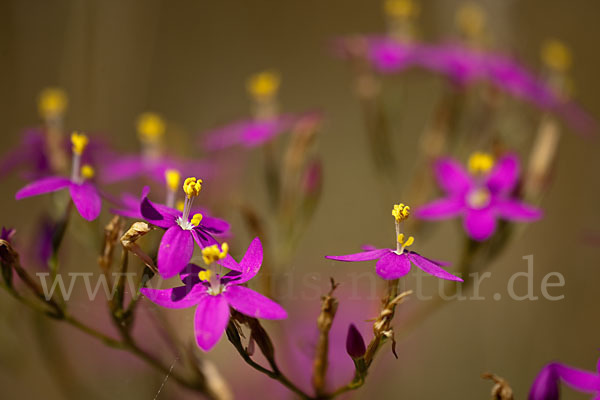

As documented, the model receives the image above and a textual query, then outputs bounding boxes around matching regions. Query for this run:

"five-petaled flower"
[326,203,462,282]
[15,132,102,221]
[140,178,232,279]
[414,152,542,241]
[529,356,600,400]
[140,237,287,351]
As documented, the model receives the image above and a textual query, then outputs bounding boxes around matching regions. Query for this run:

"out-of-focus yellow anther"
[455,2,486,38]
[392,203,410,222]
[183,177,202,199]
[397,233,414,247]
[201,243,229,266]
[38,88,68,119]
[165,169,181,192]
[190,213,203,227]
[137,112,165,142]
[198,269,212,282]
[541,39,572,72]
[176,200,185,212]
[71,132,89,155]
[247,71,280,100]
[80,165,95,179]
[468,152,495,174]
[384,0,419,19]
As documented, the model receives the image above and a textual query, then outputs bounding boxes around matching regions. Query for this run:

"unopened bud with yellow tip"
[247,71,280,100]
[71,132,89,155]
[165,169,181,192]
[137,112,165,142]
[468,152,494,174]
[38,87,68,119]
[541,39,572,72]
[183,177,202,199]
[392,203,410,222]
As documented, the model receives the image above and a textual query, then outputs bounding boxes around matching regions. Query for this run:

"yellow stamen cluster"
[80,165,95,179]
[190,213,203,226]
[165,169,181,192]
[71,132,89,156]
[468,152,495,174]
[455,2,486,38]
[198,269,212,282]
[384,0,419,19]
[397,233,414,247]
[38,87,68,118]
[541,39,572,72]
[183,177,202,199]
[392,203,410,222]
[201,243,229,266]
[137,112,165,141]
[247,71,281,100]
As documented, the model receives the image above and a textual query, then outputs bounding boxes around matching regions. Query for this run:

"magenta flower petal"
[529,362,600,400]
[486,154,520,193]
[99,156,144,183]
[463,208,497,241]
[69,182,102,221]
[408,253,463,282]
[435,158,472,195]
[140,285,207,309]
[414,197,464,219]
[15,176,71,199]
[375,252,411,280]
[157,226,194,279]
[140,190,178,229]
[194,294,230,351]
[496,200,542,221]
[200,215,230,235]
[191,228,217,247]
[529,363,560,400]
[326,248,390,262]
[556,364,600,393]
[232,237,263,284]
[223,285,287,320]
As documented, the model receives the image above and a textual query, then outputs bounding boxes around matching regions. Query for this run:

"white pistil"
[176,196,195,230]
[71,153,81,183]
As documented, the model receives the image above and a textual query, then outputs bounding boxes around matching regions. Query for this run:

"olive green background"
[0,1,599,399]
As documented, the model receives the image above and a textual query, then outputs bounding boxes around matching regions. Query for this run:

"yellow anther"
[455,2,486,38]
[392,203,410,222]
[468,152,495,174]
[165,169,181,192]
[403,236,414,247]
[183,177,202,199]
[176,200,185,212]
[384,0,419,18]
[190,213,203,226]
[137,112,165,142]
[246,70,280,100]
[541,39,572,72]
[201,243,229,266]
[71,132,89,155]
[38,87,68,118]
[198,269,212,282]
[80,165,95,179]
[397,233,405,244]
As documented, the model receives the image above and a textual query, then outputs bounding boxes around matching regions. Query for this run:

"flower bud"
[346,323,366,359]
